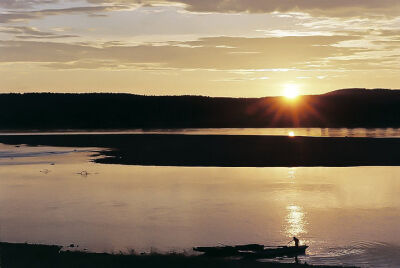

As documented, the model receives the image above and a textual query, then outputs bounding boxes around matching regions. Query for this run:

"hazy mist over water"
[0,142,399,267]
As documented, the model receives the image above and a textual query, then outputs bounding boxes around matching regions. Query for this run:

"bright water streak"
[2,127,400,138]
[0,143,399,267]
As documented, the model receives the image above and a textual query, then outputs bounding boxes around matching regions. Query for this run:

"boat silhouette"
[193,244,308,258]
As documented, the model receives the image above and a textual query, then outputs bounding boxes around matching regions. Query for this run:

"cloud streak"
[0,36,362,71]
[86,0,400,17]
[1,0,400,96]
[0,5,129,23]
[0,0,58,9]
[0,25,78,38]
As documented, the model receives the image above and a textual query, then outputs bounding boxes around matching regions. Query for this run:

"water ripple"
[309,241,400,268]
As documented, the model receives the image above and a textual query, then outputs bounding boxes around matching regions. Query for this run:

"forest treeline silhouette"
[1,88,400,129]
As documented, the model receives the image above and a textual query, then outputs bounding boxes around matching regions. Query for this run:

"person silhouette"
[293,237,299,247]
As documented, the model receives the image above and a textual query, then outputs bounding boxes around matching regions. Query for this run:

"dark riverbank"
[0,242,356,268]
[1,134,400,167]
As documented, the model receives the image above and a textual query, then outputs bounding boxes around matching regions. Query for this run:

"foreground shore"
[0,242,356,268]
[1,134,400,167]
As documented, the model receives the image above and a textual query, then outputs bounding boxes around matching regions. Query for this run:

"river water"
[0,132,399,267]
[3,127,400,138]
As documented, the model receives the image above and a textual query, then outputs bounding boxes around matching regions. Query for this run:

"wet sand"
[0,134,400,167]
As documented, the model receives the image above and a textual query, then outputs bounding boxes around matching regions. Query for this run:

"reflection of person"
[293,237,299,247]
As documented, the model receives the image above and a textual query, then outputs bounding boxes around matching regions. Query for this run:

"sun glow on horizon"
[283,84,300,99]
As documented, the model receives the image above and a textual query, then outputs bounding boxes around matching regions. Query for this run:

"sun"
[283,84,300,99]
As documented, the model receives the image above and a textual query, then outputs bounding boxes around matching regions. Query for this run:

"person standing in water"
[293,237,299,247]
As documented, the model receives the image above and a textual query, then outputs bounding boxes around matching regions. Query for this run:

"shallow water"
[0,143,399,267]
[3,127,400,138]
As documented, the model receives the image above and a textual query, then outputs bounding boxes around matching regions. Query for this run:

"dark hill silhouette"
[324,88,400,96]
[1,88,400,129]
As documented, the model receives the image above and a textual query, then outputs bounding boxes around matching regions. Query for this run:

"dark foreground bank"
[1,134,400,167]
[0,242,356,268]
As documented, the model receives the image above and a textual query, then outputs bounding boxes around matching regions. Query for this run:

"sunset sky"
[1,0,400,97]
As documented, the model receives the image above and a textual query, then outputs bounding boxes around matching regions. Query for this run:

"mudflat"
[1,134,400,167]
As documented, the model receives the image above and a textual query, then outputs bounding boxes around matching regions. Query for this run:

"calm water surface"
[3,127,400,138]
[0,143,399,267]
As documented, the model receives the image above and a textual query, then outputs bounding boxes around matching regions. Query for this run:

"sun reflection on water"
[284,168,307,238]
[285,205,308,238]
[288,168,296,180]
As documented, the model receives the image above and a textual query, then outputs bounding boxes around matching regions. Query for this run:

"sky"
[0,0,400,97]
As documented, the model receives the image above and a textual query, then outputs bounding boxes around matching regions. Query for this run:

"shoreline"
[0,242,357,268]
[1,134,400,167]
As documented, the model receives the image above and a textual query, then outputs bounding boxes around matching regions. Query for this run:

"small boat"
[193,244,308,258]
[234,244,264,251]
[193,243,264,253]
[193,246,237,257]
[241,245,309,259]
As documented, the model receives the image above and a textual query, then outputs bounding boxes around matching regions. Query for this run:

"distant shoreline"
[1,134,400,167]
[2,90,400,129]
[1,127,400,141]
